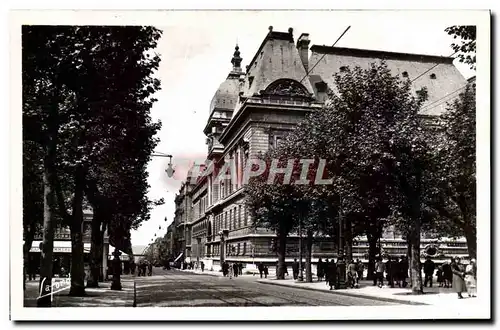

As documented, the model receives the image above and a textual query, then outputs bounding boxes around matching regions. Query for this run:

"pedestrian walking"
[423,256,436,287]
[324,259,329,283]
[436,265,444,287]
[263,265,269,279]
[292,258,299,280]
[399,256,409,288]
[465,258,477,297]
[375,258,385,288]
[317,258,324,282]
[451,257,467,299]
[326,259,336,290]
[233,263,239,278]
[356,259,364,282]
[347,260,358,288]
[130,261,136,276]
[148,262,153,276]
[442,260,453,288]
[258,262,264,278]
[229,263,234,279]
[201,261,205,272]
[385,256,395,288]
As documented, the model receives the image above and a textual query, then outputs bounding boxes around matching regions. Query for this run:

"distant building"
[175,27,470,270]
[131,245,148,263]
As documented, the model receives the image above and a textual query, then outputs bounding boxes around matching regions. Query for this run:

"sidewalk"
[23,276,135,307]
[257,278,479,306]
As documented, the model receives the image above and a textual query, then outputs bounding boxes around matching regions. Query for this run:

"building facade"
[172,27,470,270]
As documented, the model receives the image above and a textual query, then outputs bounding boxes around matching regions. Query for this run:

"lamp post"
[336,194,347,289]
[219,230,227,265]
[298,217,303,282]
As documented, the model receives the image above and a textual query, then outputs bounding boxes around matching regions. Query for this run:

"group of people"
[373,256,410,288]
[134,260,153,277]
[257,263,270,278]
[222,261,244,278]
[436,257,477,298]
[375,255,477,299]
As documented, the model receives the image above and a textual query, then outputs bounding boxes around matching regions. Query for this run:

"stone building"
[177,27,470,270]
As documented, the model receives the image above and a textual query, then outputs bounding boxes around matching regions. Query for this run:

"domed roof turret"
[209,78,240,113]
[209,45,243,114]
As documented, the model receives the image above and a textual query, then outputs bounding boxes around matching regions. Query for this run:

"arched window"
[263,78,310,98]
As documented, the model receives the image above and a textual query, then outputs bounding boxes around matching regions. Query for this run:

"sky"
[130,11,476,246]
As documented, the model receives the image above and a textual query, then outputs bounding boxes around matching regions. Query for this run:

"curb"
[256,280,427,306]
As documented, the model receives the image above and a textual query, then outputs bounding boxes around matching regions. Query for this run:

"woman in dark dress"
[451,257,467,299]
[326,259,337,290]
[317,258,324,282]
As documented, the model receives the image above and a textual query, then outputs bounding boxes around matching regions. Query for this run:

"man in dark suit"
[292,258,299,280]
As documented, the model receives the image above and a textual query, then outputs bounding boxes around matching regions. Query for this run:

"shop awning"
[28,240,91,254]
[174,253,183,262]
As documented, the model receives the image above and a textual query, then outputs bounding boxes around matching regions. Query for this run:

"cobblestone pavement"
[134,268,400,307]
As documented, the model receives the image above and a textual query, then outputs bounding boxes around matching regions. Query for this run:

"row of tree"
[23,26,163,306]
[246,59,476,294]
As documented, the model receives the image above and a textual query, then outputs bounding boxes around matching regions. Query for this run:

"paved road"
[134,268,399,307]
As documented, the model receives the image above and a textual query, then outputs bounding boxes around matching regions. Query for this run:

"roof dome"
[209,75,241,113]
[209,45,243,114]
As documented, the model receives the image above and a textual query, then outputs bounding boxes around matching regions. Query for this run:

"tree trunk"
[23,228,35,291]
[406,235,412,284]
[69,167,86,296]
[87,209,104,288]
[276,230,287,280]
[464,221,477,259]
[409,225,423,295]
[37,166,56,307]
[305,230,313,282]
[367,234,378,281]
[345,220,353,262]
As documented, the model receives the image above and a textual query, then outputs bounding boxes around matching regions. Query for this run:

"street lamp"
[152,153,175,177]
[218,230,228,265]
[298,217,303,282]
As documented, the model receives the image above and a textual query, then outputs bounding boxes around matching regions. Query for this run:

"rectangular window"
[238,206,241,228]
[243,242,246,256]
[237,243,240,255]
[275,136,283,149]
[244,206,248,227]
[229,210,232,230]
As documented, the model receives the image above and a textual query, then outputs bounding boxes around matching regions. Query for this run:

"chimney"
[297,33,310,72]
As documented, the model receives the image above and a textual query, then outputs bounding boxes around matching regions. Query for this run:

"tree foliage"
[431,82,476,257]
[22,26,163,297]
[246,61,442,292]
[445,25,476,70]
